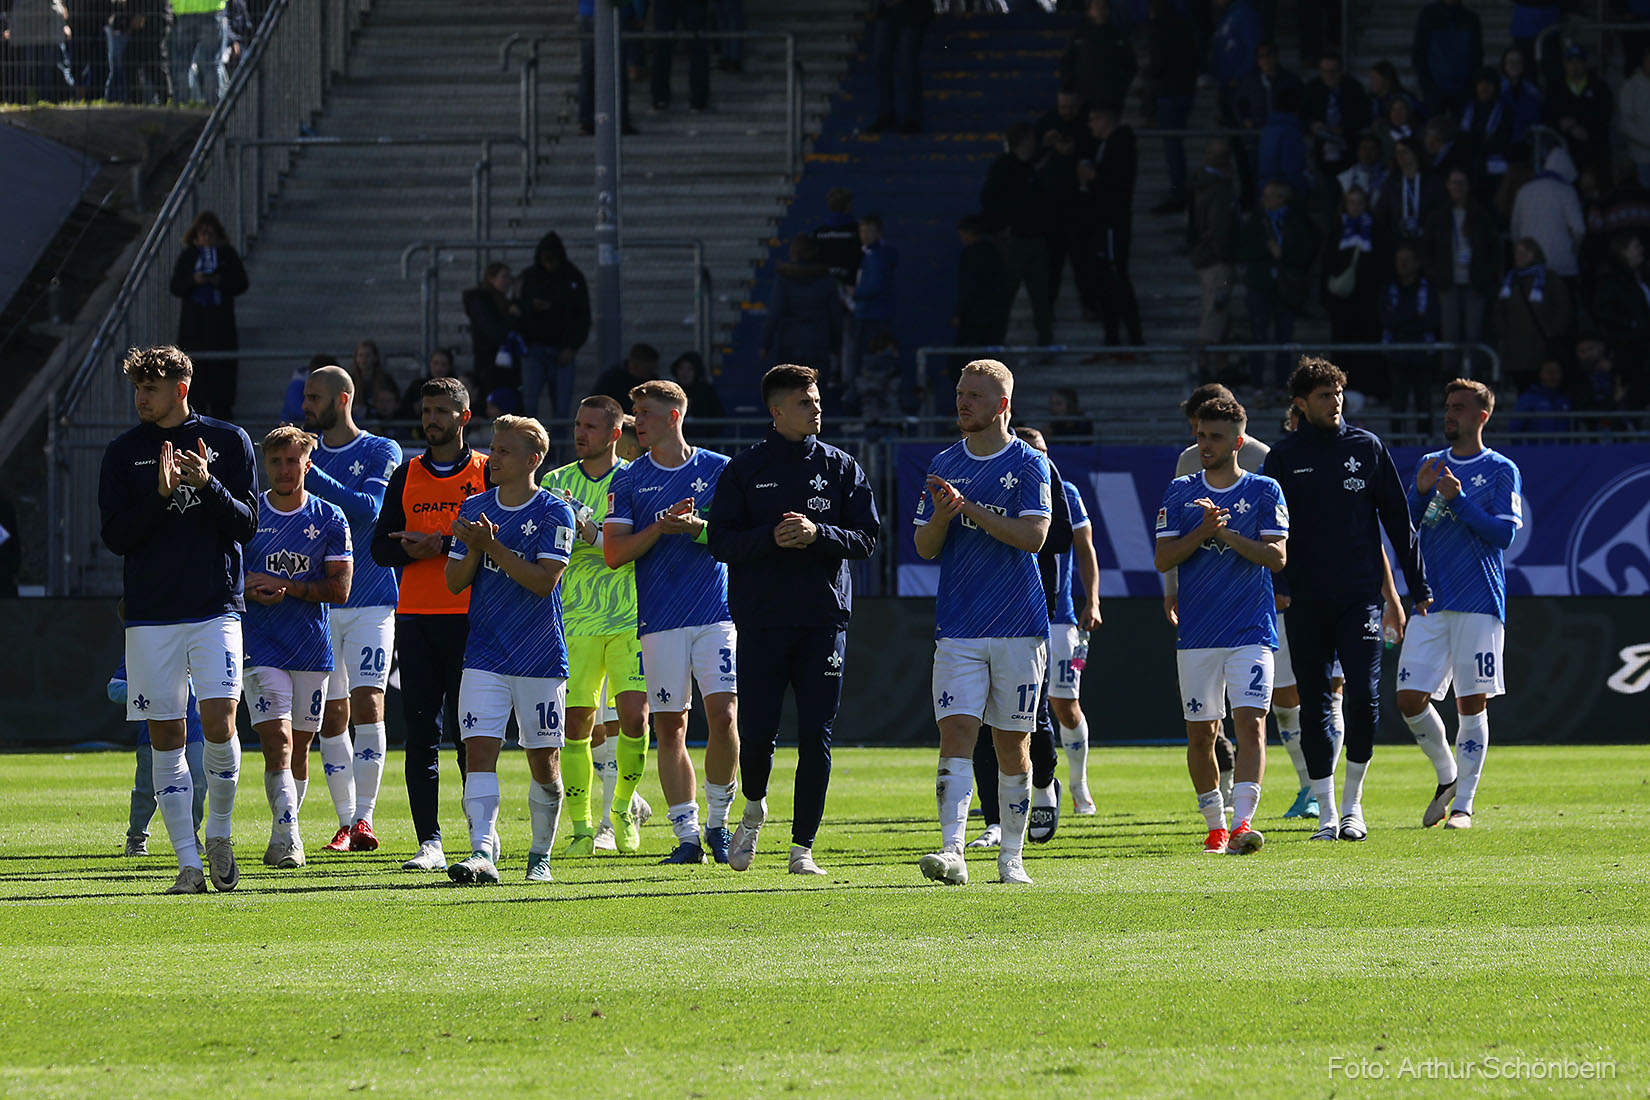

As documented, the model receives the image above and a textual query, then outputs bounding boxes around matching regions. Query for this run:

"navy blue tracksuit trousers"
[1284,593,1384,778]
[735,625,845,849]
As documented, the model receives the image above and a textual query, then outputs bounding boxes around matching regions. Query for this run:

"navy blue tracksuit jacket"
[1262,419,1430,775]
[708,429,879,847]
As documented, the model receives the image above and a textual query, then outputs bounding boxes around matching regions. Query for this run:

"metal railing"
[228,136,529,258]
[1536,20,1648,71]
[400,238,711,369]
[499,29,805,179]
[46,0,372,598]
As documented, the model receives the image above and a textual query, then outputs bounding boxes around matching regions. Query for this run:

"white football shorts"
[639,621,738,714]
[1397,610,1505,701]
[325,605,396,700]
[1175,643,1275,721]
[124,614,243,721]
[932,635,1049,733]
[1048,623,1084,700]
[243,666,331,736]
[456,668,568,750]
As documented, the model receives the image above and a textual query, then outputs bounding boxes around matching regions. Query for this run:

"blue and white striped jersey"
[1407,448,1522,620]
[309,431,402,609]
[1156,471,1287,651]
[607,448,731,635]
[1053,480,1091,626]
[914,437,1052,640]
[245,493,352,671]
[449,488,576,678]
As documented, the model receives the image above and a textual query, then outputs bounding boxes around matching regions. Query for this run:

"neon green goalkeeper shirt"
[540,458,637,636]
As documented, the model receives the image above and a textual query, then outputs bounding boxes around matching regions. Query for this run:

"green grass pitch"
[0,744,1644,1098]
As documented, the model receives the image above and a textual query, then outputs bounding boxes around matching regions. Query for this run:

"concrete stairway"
[232,0,864,433]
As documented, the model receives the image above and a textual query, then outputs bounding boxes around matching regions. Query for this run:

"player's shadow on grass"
[443,880,937,905]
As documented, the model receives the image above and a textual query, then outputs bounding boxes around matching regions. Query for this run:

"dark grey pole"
[593,2,623,372]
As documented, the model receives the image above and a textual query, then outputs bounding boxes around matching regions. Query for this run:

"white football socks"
[529,780,563,855]
[667,800,701,843]
[1196,788,1226,830]
[1218,767,1234,813]
[936,756,974,853]
[1329,693,1346,766]
[1343,759,1369,815]
[1275,705,1311,785]
[1312,775,1338,829]
[1060,717,1091,798]
[1454,711,1489,813]
[742,796,768,825]
[151,746,202,869]
[705,780,737,830]
[202,738,241,840]
[1403,704,1458,784]
[1232,780,1261,825]
[319,732,356,828]
[998,770,1032,858]
[462,772,501,857]
[593,737,619,826]
[264,769,299,843]
[352,720,387,824]
[294,776,308,810]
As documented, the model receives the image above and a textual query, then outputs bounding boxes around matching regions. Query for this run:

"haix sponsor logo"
[806,496,830,513]
[266,549,312,576]
[1344,477,1366,492]
[960,502,1007,531]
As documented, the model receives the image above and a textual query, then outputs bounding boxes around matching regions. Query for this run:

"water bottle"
[1071,630,1091,673]
[1422,494,1448,527]
[1383,625,1399,650]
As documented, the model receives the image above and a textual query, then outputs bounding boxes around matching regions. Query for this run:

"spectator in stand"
[814,187,860,292]
[1426,167,1501,376]
[1461,67,1515,202]
[1587,162,1650,256]
[1083,102,1143,345]
[576,0,636,136]
[1299,0,1340,76]
[1146,0,1200,213]
[1367,60,1422,123]
[671,352,725,436]
[1509,0,1561,87]
[849,213,899,381]
[105,0,172,104]
[1258,84,1311,200]
[855,329,907,420]
[483,387,520,420]
[1061,0,1137,123]
[67,0,110,104]
[1411,0,1481,118]
[1240,179,1318,394]
[1210,0,1262,135]
[168,210,247,419]
[1508,358,1572,435]
[868,0,933,133]
[980,123,1057,346]
[651,0,710,113]
[1047,387,1094,439]
[1572,336,1639,431]
[1511,146,1585,282]
[1423,116,1470,181]
[591,343,659,414]
[516,229,592,421]
[952,214,1015,354]
[1499,47,1542,142]
[1237,41,1302,131]
[1592,231,1650,380]
[463,262,521,395]
[1493,237,1575,389]
[1375,138,1442,254]
[1040,86,1093,312]
[762,235,841,378]
[1302,50,1372,179]
[1323,185,1383,395]
[398,347,457,423]
[9,0,73,103]
[1379,240,1442,435]
[281,353,335,425]
[1618,48,1650,188]
[1375,97,1420,165]
[1191,139,1241,364]
[1338,132,1390,202]
[169,0,224,104]
[1547,45,1614,172]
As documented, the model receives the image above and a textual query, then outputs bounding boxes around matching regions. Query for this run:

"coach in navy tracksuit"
[708,364,879,875]
[1262,358,1430,841]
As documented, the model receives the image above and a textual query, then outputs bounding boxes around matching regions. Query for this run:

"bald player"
[302,365,404,852]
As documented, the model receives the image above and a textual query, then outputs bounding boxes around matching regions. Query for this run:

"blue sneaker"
[660,841,707,864]
[1283,786,1318,819]
[704,826,732,864]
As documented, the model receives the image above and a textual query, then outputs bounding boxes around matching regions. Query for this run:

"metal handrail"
[499,29,804,178]
[399,238,711,368]
[227,136,530,262]
[915,342,1503,382]
[1536,20,1647,70]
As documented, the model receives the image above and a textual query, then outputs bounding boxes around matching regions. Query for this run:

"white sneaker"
[271,839,305,869]
[965,824,1001,849]
[728,815,763,872]
[631,792,653,825]
[997,854,1033,884]
[918,849,968,886]
[592,824,617,851]
[1444,810,1473,830]
[1072,787,1097,816]
[1423,780,1458,828]
[525,853,554,882]
[402,840,447,871]
[788,848,826,876]
[163,866,207,894]
[204,836,239,892]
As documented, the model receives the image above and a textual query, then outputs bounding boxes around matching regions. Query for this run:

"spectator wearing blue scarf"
[1494,237,1575,389]
[1379,241,1442,436]
[1240,181,1319,393]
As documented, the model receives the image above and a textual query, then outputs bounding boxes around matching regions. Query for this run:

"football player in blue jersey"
[445,415,577,884]
[1154,398,1288,854]
[1397,379,1522,830]
[604,379,742,865]
[302,364,403,854]
[914,360,1054,886]
[243,426,353,870]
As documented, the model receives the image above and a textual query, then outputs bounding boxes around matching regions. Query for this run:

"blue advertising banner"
[896,443,1650,599]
